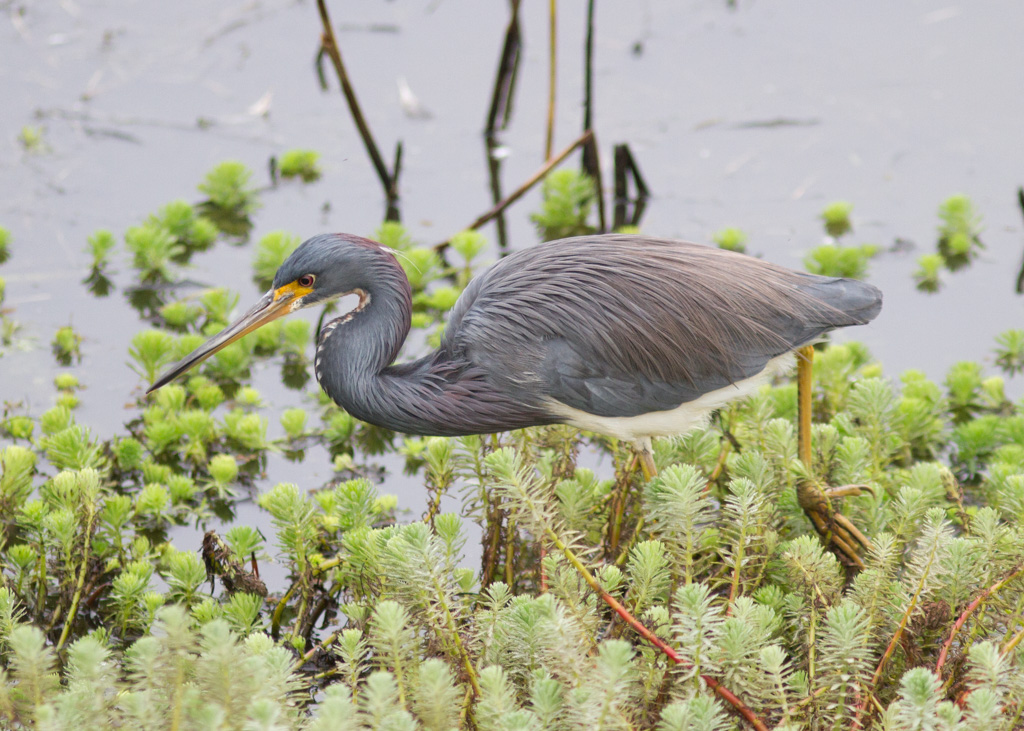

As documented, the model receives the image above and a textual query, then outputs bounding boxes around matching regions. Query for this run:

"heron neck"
[314,262,444,434]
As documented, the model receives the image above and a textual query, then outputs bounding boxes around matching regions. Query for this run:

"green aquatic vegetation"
[531,168,596,241]
[937,193,984,270]
[420,285,460,312]
[254,230,302,289]
[994,329,1024,376]
[158,299,203,330]
[198,160,260,216]
[376,220,414,250]
[281,408,308,439]
[2,416,34,441]
[803,241,879,279]
[200,286,240,327]
[712,226,748,253]
[914,252,945,293]
[821,200,854,238]
[18,125,46,153]
[124,222,183,282]
[148,199,218,252]
[450,229,487,263]
[127,329,176,384]
[278,148,322,182]
[399,247,443,291]
[51,325,83,366]
[0,225,11,264]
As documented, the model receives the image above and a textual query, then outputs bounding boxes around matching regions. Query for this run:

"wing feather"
[443,235,881,418]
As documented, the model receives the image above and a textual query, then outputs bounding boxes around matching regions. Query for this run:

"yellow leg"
[635,437,657,481]
[794,344,873,568]
[797,345,814,467]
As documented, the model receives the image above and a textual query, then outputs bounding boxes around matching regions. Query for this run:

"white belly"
[542,353,795,442]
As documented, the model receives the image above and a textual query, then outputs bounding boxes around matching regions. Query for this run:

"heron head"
[270,233,380,310]
[147,233,383,393]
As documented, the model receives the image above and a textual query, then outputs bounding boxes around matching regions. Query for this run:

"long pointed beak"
[147,288,296,394]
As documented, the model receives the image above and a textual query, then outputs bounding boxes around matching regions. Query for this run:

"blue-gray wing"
[442,235,881,419]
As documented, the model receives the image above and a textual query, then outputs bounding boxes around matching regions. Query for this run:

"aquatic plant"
[278,148,322,182]
[937,194,984,270]
[254,230,302,289]
[713,226,748,253]
[51,325,83,366]
[803,242,879,279]
[0,225,10,264]
[914,252,945,293]
[821,200,854,237]
[85,229,115,269]
[531,168,596,241]
[199,160,261,216]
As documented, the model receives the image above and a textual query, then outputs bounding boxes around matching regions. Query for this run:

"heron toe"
[797,478,874,569]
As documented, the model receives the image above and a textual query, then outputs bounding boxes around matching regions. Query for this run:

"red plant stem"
[547,528,768,731]
[601,589,768,731]
[935,565,1024,675]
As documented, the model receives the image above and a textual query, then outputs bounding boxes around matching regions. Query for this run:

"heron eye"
[298,274,316,288]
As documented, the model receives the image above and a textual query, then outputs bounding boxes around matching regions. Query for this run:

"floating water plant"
[254,230,302,289]
[124,222,183,282]
[0,225,10,264]
[198,160,260,216]
[994,329,1024,376]
[128,329,175,383]
[278,148,322,182]
[148,199,218,252]
[450,229,487,263]
[85,229,115,268]
[820,199,854,237]
[937,193,984,270]
[713,226,748,253]
[530,168,595,241]
[51,325,83,365]
[914,252,945,293]
[18,125,46,153]
[803,242,878,279]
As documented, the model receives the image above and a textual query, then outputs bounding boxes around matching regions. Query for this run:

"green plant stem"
[35,546,47,620]
[293,629,339,673]
[56,501,96,652]
[290,590,309,645]
[543,526,768,731]
[429,571,481,697]
[271,581,299,639]
[504,518,515,588]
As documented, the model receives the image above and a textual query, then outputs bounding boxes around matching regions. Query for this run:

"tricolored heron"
[149,233,882,564]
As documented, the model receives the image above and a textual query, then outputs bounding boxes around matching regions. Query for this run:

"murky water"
[3,0,1023,556]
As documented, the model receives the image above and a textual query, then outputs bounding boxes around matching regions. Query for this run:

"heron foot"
[797,479,874,569]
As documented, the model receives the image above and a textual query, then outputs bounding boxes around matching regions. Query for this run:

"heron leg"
[795,346,874,569]
[634,437,657,481]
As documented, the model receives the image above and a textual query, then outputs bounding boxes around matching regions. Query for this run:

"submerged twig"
[485,0,522,136]
[437,129,595,251]
[315,0,400,219]
[612,143,649,230]
[582,0,596,133]
[544,0,557,161]
[1016,187,1024,294]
